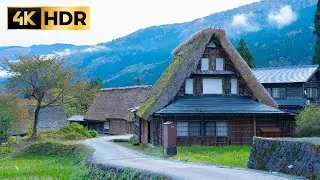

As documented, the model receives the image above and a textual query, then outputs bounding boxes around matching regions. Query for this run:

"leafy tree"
[0,94,29,142]
[236,39,256,68]
[295,105,320,137]
[1,55,76,138]
[90,78,103,89]
[313,0,320,65]
[63,81,100,117]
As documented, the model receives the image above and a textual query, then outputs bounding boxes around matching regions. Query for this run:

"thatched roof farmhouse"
[135,28,294,146]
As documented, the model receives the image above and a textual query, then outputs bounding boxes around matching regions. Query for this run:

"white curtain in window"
[216,121,228,137]
[231,79,238,95]
[185,78,194,95]
[203,79,223,94]
[216,58,224,70]
[201,58,209,71]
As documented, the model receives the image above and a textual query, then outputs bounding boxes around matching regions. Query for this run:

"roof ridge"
[253,65,319,70]
[100,85,152,91]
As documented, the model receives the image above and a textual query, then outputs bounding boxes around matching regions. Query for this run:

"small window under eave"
[207,40,219,48]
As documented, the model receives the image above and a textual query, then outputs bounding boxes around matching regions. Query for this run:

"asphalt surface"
[81,135,302,180]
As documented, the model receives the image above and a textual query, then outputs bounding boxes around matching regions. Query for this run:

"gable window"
[272,88,286,99]
[205,121,228,137]
[231,79,238,95]
[185,78,194,95]
[177,122,201,137]
[201,58,209,71]
[207,41,218,48]
[216,58,224,70]
[307,88,318,99]
[203,79,223,94]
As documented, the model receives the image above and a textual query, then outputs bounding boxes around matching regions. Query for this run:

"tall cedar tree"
[236,39,256,68]
[1,56,76,138]
[313,0,320,65]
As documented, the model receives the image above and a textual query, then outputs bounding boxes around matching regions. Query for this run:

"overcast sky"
[0,0,259,47]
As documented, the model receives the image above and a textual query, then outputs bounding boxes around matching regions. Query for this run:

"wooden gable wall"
[176,37,254,98]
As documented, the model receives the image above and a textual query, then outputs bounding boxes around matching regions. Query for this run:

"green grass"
[120,142,251,168]
[0,154,73,179]
[0,141,92,179]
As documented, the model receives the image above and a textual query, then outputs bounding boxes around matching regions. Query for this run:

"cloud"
[0,70,8,78]
[81,46,110,53]
[268,5,297,29]
[41,45,109,59]
[231,13,260,32]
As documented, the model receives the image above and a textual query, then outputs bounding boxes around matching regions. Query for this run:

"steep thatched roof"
[11,105,67,135]
[86,86,152,122]
[136,28,277,120]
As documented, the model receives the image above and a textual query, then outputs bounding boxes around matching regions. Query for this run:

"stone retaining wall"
[248,137,320,179]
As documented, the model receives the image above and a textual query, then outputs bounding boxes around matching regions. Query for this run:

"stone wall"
[248,137,320,179]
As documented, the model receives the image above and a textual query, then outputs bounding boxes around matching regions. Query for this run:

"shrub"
[59,123,87,140]
[130,139,140,146]
[0,146,14,155]
[59,123,87,136]
[24,140,88,156]
[62,132,85,140]
[85,130,98,138]
[7,136,17,146]
[295,105,320,137]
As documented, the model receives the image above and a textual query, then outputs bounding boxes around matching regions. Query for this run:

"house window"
[203,78,223,94]
[177,122,188,137]
[231,79,238,95]
[266,88,272,96]
[201,58,209,71]
[185,78,194,95]
[104,121,109,130]
[272,88,286,99]
[205,121,228,137]
[216,58,224,70]
[216,121,228,137]
[205,122,216,136]
[177,122,201,137]
[307,88,318,99]
[189,122,201,136]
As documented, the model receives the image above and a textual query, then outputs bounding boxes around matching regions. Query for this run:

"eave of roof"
[155,96,287,115]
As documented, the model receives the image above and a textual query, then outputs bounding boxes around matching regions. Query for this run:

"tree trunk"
[31,104,41,138]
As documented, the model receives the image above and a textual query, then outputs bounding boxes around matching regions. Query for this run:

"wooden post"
[253,115,257,137]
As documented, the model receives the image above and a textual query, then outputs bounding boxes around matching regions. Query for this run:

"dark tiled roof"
[276,99,307,107]
[155,96,286,115]
[252,65,319,84]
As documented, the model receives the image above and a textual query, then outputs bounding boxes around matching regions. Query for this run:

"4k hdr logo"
[7,7,90,30]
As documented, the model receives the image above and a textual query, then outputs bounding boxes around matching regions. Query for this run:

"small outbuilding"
[85,86,151,134]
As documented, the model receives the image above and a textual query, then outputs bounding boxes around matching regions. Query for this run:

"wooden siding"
[262,83,304,99]
[145,115,294,146]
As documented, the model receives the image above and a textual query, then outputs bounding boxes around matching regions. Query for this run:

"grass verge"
[0,140,92,179]
[119,142,250,168]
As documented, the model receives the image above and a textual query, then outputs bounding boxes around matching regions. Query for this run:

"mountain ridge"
[0,0,318,87]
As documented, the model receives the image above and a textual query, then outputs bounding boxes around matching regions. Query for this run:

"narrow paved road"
[81,135,301,180]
